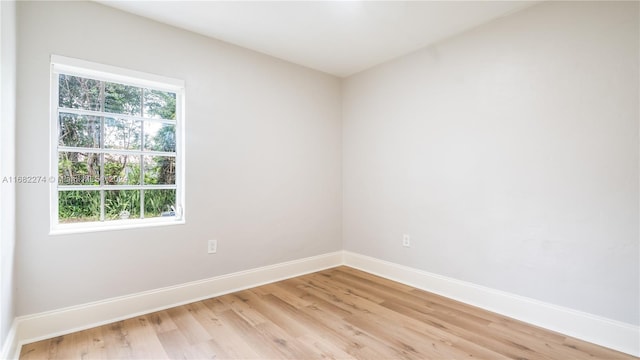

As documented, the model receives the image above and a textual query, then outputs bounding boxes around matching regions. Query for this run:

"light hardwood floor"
[20,266,637,359]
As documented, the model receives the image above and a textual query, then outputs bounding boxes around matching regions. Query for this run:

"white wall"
[15,1,342,315]
[0,0,17,351]
[343,1,639,326]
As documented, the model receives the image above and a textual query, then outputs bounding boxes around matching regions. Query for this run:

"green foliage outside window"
[57,74,179,223]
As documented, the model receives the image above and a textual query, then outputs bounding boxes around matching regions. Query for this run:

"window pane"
[58,152,101,185]
[144,89,176,120]
[53,59,183,229]
[58,74,102,111]
[144,189,176,218]
[105,82,142,116]
[144,155,175,185]
[105,190,140,220]
[144,122,175,152]
[59,113,101,148]
[58,190,101,223]
[104,118,141,150]
[104,154,141,185]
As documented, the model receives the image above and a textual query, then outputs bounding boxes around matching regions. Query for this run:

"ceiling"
[97,1,537,77]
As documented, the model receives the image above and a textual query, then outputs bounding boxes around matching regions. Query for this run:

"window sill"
[49,217,185,235]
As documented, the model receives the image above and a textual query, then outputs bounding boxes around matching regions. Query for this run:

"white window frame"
[49,55,185,234]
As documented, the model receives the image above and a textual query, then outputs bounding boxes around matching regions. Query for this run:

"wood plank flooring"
[20,266,637,359]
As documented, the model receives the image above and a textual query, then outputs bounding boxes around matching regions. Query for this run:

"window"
[50,55,185,233]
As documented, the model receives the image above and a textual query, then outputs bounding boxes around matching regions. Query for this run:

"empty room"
[0,0,638,359]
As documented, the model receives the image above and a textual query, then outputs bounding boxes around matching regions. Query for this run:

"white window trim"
[49,55,186,234]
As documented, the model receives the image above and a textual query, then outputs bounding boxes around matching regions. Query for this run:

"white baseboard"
[0,320,18,360]
[7,251,343,359]
[342,251,640,357]
[4,250,638,358]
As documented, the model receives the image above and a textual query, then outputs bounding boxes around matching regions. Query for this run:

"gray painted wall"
[0,0,17,351]
[15,1,342,315]
[342,1,639,325]
[9,0,639,333]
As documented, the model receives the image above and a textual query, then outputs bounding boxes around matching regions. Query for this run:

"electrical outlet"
[208,239,217,254]
[402,234,411,247]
